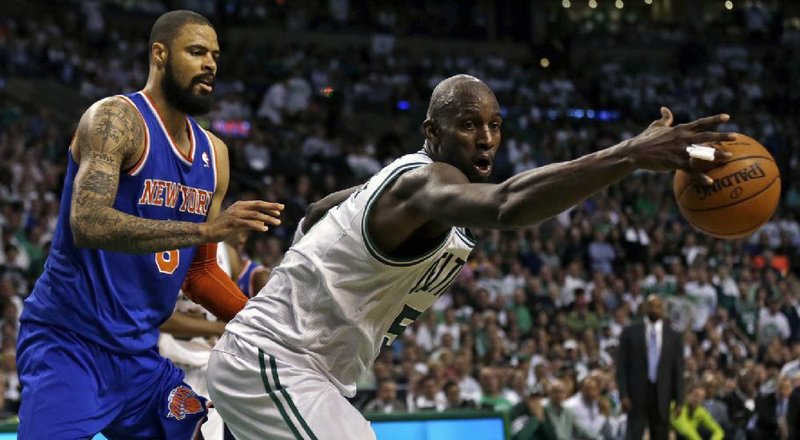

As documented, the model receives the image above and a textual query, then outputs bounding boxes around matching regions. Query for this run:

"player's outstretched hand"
[202,200,283,242]
[623,107,737,183]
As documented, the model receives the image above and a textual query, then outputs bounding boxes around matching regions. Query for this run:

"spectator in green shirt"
[478,368,513,412]
[567,293,601,333]
[671,384,724,440]
[510,289,534,335]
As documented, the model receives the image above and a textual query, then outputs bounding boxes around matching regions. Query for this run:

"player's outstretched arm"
[69,97,282,253]
[394,108,736,230]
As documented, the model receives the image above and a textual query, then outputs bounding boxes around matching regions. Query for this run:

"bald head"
[422,74,502,182]
[426,74,494,121]
[644,294,664,322]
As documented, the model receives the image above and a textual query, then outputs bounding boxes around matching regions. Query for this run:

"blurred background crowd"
[2,0,800,438]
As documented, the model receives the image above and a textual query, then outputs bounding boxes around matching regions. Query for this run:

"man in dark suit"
[788,383,800,440]
[752,376,793,439]
[617,294,685,440]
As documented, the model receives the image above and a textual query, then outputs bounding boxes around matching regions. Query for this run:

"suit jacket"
[616,320,684,418]
[723,389,752,430]
[788,387,800,440]
[754,392,781,438]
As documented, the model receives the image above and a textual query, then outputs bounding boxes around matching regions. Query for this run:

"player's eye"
[463,121,475,130]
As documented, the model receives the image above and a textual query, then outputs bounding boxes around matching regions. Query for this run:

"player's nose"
[476,126,493,150]
[202,55,216,75]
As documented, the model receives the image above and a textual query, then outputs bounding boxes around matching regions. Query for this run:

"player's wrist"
[197,222,214,243]
[603,141,638,172]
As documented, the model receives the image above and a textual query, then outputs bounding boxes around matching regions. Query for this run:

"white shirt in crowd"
[685,281,717,331]
[563,393,607,440]
[758,308,791,343]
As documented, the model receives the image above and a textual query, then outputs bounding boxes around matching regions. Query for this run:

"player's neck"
[142,84,189,143]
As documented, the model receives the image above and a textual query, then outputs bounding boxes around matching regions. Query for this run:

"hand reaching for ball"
[622,107,736,184]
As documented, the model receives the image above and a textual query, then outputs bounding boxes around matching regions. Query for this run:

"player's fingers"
[649,107,673,128]
[239,210,282,226]
[239,200,285,212]
[685,131,737,145]
[680,114,730,131]
[712,149,733,163]
[243,220,269,232]
[688,157,720,175]
[687,171,714,186]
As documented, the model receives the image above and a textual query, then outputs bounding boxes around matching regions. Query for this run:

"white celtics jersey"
[225,151,476,396]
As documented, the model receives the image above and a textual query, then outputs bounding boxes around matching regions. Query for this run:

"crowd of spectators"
[2,1,800,438]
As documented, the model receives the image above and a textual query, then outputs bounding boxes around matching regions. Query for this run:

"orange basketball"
[673,134,780,239]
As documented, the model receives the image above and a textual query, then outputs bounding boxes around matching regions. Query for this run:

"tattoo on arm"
[70,98,206,253]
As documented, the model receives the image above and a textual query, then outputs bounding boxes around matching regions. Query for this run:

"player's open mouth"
[474,157,492,176]
[197,82,213,93]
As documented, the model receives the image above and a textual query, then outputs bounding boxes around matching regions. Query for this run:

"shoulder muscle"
[74,96,145,168]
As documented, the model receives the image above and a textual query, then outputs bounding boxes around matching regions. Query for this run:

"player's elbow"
[70,207,100,248]
[70,211,90,248]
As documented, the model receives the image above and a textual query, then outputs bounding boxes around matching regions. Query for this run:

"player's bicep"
[401,163,504,229]
[71,98,144,226]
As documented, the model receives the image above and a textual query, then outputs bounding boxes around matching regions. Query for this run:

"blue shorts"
[17,321,208,439]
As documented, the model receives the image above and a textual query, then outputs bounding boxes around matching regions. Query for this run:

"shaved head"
[644,294,664,322]
[426,74,493,121]
[149,10,213,55]
[422,74,502,183]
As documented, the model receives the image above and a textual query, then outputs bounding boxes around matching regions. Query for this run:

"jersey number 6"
[155,249,180,275]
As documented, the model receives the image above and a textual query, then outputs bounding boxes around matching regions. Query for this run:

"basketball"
[674,134,780,239]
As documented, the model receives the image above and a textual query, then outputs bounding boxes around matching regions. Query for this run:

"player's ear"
[422,118,439,147]
[151,42,167,68]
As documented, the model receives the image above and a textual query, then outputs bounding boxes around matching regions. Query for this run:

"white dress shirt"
[645,318,663,354]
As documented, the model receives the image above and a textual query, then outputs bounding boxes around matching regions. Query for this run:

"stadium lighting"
[589,0,598,8]
[562,0,571,8]
[644,0,653,4]
[724,1,733,9]
[540,58,550,68]
[616,0,624,8]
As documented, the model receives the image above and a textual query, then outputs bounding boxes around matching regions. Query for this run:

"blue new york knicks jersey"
[21,91,218,354]
[236,260,264,298]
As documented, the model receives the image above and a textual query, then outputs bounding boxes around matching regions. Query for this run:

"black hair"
[148,10,213,51]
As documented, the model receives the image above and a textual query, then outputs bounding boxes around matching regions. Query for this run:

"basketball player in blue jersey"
[16,10,283,439]
[226,231,270,298]
[236,258,270,298]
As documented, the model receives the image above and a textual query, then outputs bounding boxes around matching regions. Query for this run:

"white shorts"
[208,333,376,440]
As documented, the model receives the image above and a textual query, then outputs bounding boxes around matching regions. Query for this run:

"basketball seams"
[689,187,781,238]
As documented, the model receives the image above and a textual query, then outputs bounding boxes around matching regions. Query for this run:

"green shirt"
[670,403,724,440]
[479,394,513,413]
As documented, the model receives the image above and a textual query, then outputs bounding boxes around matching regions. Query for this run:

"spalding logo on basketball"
[693,161,766,201]
[674,134,780,239]
[166,385,204,420]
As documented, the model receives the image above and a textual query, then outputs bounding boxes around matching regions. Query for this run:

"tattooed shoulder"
[82,97,145,164]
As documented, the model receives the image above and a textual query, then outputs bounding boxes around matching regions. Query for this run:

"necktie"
[648,326,659,382]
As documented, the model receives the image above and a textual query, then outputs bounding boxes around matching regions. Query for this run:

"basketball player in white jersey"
[207,74,735,439]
